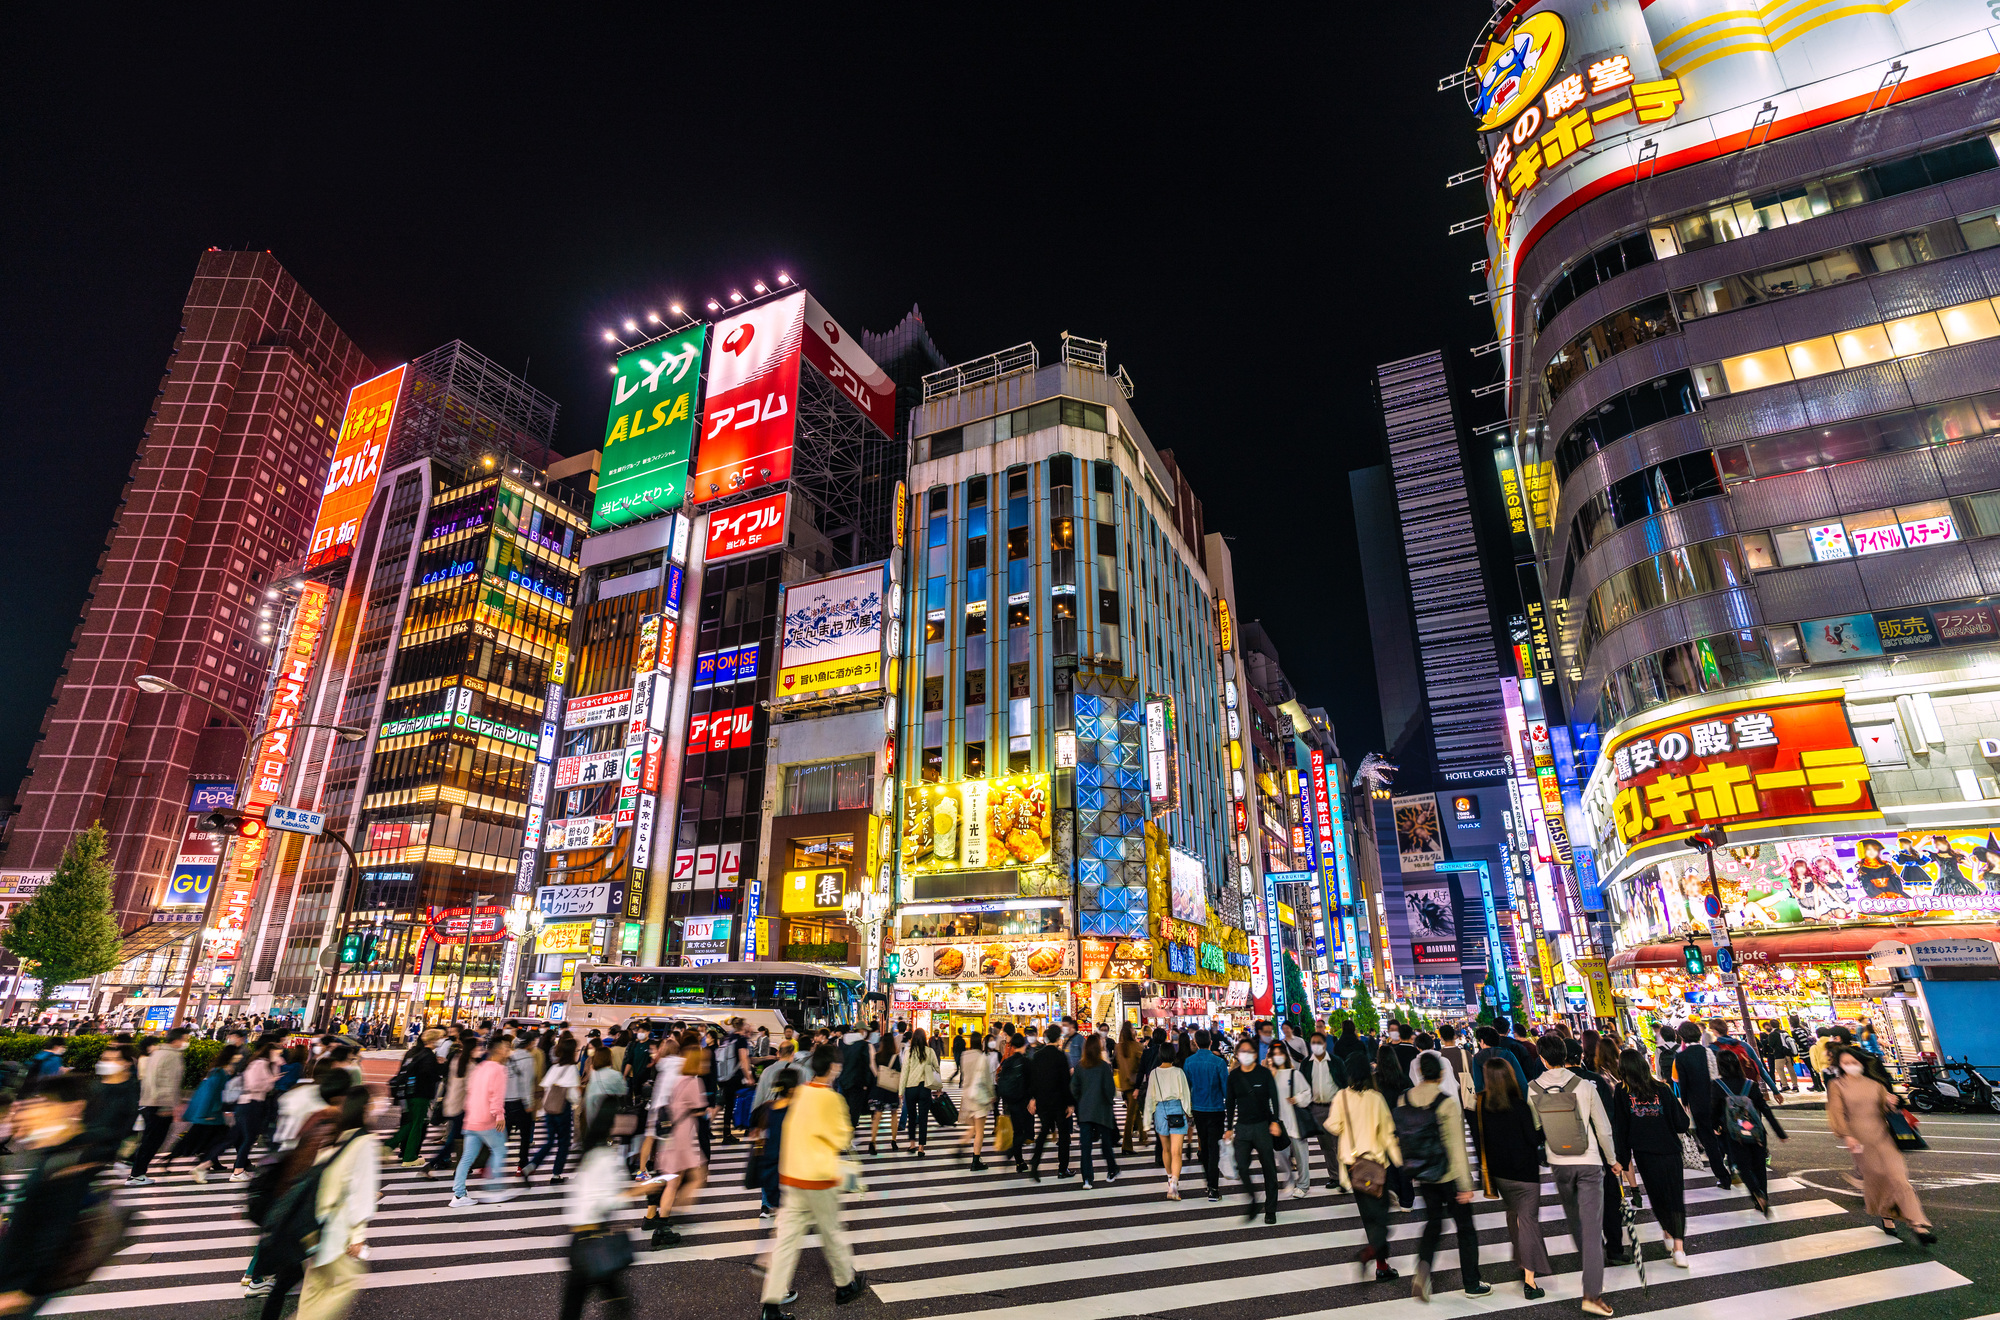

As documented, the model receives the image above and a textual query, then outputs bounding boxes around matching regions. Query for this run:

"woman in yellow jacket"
[1329,1054,1402,1283]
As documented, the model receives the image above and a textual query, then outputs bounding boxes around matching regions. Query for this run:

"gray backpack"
[1530,1075,1592,1157]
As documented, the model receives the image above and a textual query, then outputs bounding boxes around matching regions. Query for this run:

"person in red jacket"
[449,1037,521,1207]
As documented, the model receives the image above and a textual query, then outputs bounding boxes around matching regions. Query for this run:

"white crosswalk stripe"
[36,1085,1976,1318]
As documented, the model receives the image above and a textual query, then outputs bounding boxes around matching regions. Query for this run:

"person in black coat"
[995,1033,1033,1172]
[0,1075,103,1314]
[1611,1048,1690,1264]
[1709,1047,1787,1214]
[1027,1024,1073,1180]
[837,1029,874,1127]
[82,1043,140,1166]
[1670,1021,1733,1187]
[392,1033,443,1167]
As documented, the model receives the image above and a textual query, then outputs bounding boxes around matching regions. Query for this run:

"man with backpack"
[715,1019,751,1144]
[1401,1053,1487,1301]
[1672,1021,1734,1187]
[1529,1034,1620,1317]
[22,1040,66,1089]
[0,1073,120,1315]
[391,1031,443,1167]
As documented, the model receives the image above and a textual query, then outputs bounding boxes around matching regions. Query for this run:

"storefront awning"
[116,920,198,964]
[1609,922,2000,971]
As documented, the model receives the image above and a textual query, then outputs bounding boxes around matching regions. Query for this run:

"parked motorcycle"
[1906,1057,2000,1113]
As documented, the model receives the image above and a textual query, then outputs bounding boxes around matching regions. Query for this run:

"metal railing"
[921,343,1040,401]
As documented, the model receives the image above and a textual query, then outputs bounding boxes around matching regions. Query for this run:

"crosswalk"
[41,1086,1981,1318]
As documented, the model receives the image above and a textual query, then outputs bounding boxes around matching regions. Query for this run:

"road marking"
[1596,1261,1969,1320]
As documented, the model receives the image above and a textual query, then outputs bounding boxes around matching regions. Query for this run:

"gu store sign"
[1606,690,1874,850]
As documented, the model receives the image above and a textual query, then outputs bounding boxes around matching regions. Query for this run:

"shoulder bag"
[570,1227,634,1283]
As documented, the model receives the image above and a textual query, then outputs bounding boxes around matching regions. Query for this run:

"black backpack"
[255,1132,364,1274]
[1394,1093,1451,1184]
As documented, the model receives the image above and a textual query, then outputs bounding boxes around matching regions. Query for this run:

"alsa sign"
[1607,690,1874,851]
[705,492,788,562]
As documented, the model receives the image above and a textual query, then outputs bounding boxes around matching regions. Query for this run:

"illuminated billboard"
[245,581,333,817]
[800,293,894,437]
[705,491,789,562]
[1168,847,1206,924]
[902,773,1052,873]
[773,563,887,705]
[592,326,705,531]
[1606,690,1873,851]
[309,364,406,567]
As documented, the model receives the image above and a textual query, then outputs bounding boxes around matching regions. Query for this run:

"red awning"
[1607,923,2000,971]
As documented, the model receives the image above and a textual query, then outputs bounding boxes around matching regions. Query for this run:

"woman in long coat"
[1826,1045,1936,1243]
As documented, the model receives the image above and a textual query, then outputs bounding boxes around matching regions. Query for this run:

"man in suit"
[1027,1024,1074,1180]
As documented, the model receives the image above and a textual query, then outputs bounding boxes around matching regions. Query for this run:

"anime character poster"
[1849,829,2000,914]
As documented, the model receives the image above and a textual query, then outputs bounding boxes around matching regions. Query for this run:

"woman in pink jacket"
[230,1042,283,1178]
[643,1041,711,1248]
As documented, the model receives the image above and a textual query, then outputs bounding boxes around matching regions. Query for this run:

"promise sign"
[592,326,706,531]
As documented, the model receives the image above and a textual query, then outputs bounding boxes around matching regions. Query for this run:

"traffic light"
[200,810,265,841]
[339,930,365,964]
[1682,942,1706,976]
[1688,826,1726,854]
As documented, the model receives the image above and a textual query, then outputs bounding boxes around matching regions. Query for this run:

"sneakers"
[124,1176,154,1187]
[759,1208,776,1220]
[240,1276,273,1296]
[1671,1248,1689,1268]
[833,1273,868,1305]
[1082,1181,1096,1190]
[191,1166,210,1185]
[650,1223,682,1248]
[230,1169,251,1182]
[1412,1261,1432,1302]
[761,1304,796,1320]
[400,1159,425,1168]
[549,1175,568,1185]
[1205,1190,1221,1203]
[1464,1282,1491,1297]
[1289,1185,1308,1199]
[1166,1178,1180,1201]
[1105,1171,1119,1184]
[448,1196,478,1208]
[970,1159,987,1171]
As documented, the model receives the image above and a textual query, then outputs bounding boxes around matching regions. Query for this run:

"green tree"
[1350,981,1381,1037]
[1281,952,1312,1040]
[3,825,124,1012]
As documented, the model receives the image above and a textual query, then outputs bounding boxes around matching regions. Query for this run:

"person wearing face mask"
[1265,1041,1315,1200]
[1826,1045,1935,1243]
[83,1044,140,1167]
[0,1075,110,1317]
[1299,1033,1343,1191]
[1223,1041,1282,1223]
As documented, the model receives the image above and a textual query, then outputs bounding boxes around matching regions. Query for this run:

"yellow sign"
[901,773,1051,872]
[777,651,882,701]
[1216,598,1233,653]
[1576,955,1615,1019]
[782,867,848,914]
[538,921,595,956]
[1536,937,1558,999]
[1277,902,1296,927]
[1473,11,1565,132]
[559,958,582,991]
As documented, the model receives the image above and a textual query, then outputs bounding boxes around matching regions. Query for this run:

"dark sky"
[1,9,1498,799]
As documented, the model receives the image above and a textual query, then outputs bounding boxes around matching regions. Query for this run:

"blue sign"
[142,1005,175,1028]
[164,864,214,907]
[268,805,326,836]
[1263,870,1287,1016]
[733,641,760,684]
[666,563,684,614]
[187,781,237,813]
[1439,859,1508,1016]
[1715,946,1735,974]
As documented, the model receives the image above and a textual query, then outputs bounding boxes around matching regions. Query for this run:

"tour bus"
[559,960,864,1034]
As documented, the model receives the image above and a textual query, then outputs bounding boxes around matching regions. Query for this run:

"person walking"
[1530,1035,1619,1317]
[232,1042,282,1178]
[759,1042,866,1320]
[392,1031,443,1168]
[1474,1058,1552,1297]
[82,1043,140,1167]
[1374,1042,1410,1106]
[642,1042,709,1248]
[899,1029,942,1159]
[1069,1032,1120,1189]
[1404,1053,1487,1301]
[958,1031,994,1171]
[582,1046,628,1132]
[529,1036,582,1183]
[1670,1021,1732,1188]
[1710,1048,1787,1216]
[1758,1020,1798,1094]
[558,1104,649,1320]
[501,1032,540,1179]
[449,1035,517,1208]
[0,1075,112,1316]
[1266,1042,1314,1200]
[1330,1054,1401,1281]
[1610,1048,1690,1268]
[1582,1037,1632,1267]
[125,1027,186,1185]
[1142,1042,1192,1199]
[1185,1029,1229,1203]
[1826,1045,1935,1242]
[995,1033,1032,1173]
[1223,1035,1282,1224]
[249,1071,362,1316]
[424,1036,475,1178]
[714,1019,751,1144]
[1027,1024,1074,1181]
[864,1035,902,1155]
[294,1082,377,1320]
[1114,1023,1144,1154]
[1299,1031,1344,1191]
[177,1044,241,1183]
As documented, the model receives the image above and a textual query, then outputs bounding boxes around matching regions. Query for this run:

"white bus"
[559,960,864,1034]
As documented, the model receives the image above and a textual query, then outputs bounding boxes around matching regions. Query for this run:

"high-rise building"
[890,334,1250,1033]
[1470,0,2000,1035]
[240,341,583,1023]
[4,252,370,1003]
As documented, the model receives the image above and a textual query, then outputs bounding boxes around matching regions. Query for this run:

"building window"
[783,757,873,814]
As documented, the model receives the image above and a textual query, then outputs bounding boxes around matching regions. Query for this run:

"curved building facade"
[1478,0,2000,1050]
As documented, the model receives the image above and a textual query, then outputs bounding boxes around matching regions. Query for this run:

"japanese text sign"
[309,365,406,566]
[244,580,333,816]
[1607,691,1873,850]
[704,491,789,562]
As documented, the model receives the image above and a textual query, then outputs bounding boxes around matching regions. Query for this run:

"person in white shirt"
[1530,1035,1621,1317]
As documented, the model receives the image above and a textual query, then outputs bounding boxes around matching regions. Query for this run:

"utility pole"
[1690,826,1763,1074]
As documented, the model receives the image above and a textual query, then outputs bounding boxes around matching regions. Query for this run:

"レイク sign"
[593,325,706,531]
[1606,690,1874,850]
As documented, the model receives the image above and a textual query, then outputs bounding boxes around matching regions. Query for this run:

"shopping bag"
[995,1113,1014,1152]
[838,1156,868,1197]
[930,1088,958,1126]
[1678,1131,1708,1172]
[1888,1108,1928,1152]
[1219,1137,1238,1182]
[733,1086,756,1128]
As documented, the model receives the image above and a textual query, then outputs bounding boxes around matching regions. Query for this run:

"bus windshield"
[575,962,860,1030]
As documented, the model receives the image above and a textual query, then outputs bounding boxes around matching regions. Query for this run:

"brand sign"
[685,706,754,756]
[781,866,847,914]
[535,881,627,919]
[704,491,789,562]
[774,563,887,703]
[536,921,596,956]
[592,325,705,531]
[683,914,733,958]
[901,773,1051,872]
[429,904,508,943]
[1606,690,1873,850]
[187,780,237,813]
[693,643,763,690]
[563,689,633,730]
[553,750,624,790]
[308,364,407,566]
[694,293,806,503]
[164,863,215,907]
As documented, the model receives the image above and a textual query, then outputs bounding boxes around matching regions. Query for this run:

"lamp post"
[1689,826,1763,1075]
[135,674,366,1027]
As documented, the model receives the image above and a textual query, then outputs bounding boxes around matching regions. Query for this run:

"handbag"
[1678,1130,1709,1171]
[930,1088,958,1126]
[838,1156,867,1196]
[995,1113,1014,1151]
[570,1226,634,1281]
[1218,1135,1239,1182]
[543,1084,569,1116]
[1887,1107,1928,1152]
[1349,1156,1389,1198]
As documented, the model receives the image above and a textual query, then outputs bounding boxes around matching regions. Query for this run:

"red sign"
[641,731,664,794]
[245,580,334,815]
[1310,750,1336,852]
[801,293,894,437]
[705,492,789,562]
[309,365,406,566]
[1608,690,1873,850]
[693,293,805,503]
[428,904,509,944]
[685,707,754,757]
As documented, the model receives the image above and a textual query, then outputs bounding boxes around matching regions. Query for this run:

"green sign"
[591,326,706,531]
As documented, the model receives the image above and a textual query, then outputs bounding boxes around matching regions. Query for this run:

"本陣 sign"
[593,325,705,531]
[1608,690,1872,850]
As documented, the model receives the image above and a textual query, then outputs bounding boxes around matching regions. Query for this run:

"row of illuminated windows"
[925,397,1110,460]
[1543,295,1678,405]
[1742,493,2000,569]
[1592,630,1777,733]
[1535,132,2000,332]
[1702,298,2000,397]
[1580,535,1748,668]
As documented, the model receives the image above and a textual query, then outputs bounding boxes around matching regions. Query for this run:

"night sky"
[1,10,1499,802]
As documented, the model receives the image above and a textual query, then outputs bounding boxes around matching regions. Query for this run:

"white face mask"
[1237,1051,1256,1066]
[1841,1060,1864,1076]
[95,1061,121,1077]
[1310,1043,1326,1056]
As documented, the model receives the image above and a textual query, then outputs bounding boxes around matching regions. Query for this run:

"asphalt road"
[51,1082,2000,1320]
